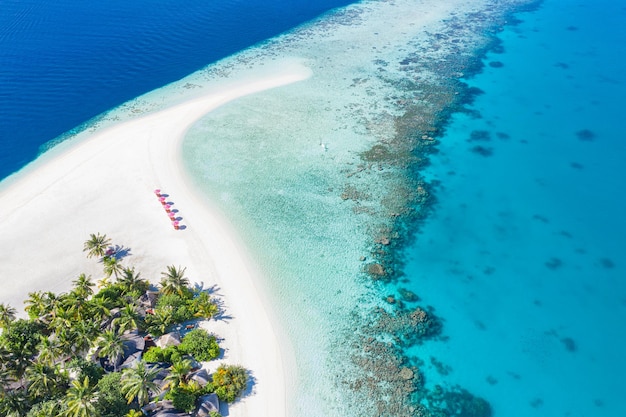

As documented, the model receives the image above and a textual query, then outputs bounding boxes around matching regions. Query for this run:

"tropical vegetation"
[0,233,246,416]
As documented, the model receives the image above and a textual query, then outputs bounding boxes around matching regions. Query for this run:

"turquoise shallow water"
[402,0,626,415]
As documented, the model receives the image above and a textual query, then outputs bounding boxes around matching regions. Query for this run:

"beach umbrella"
[154,189,161,195]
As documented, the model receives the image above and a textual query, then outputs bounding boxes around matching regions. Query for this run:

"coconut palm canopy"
[0,234,243,415]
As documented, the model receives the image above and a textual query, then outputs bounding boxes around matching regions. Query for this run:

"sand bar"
[0,59,312,417]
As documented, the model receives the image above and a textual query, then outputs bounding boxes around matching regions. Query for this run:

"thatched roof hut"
[156,331,181,348]
[190,368,210,386]
[197,393,220,416]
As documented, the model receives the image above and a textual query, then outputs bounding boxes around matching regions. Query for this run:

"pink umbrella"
[154,189,161,195]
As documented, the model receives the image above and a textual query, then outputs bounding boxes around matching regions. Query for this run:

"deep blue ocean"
[0,0,354,180]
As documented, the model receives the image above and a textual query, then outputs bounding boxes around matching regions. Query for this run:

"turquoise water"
[180,0,553,415]
[402,0,626,416]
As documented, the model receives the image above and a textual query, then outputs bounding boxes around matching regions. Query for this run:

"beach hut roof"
[190,368,210,386]
[156,331,181,348]
[119,351,142,369]
[122,331,145,355]
[197,393,220,416]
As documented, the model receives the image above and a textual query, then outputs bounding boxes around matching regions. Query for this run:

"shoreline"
[0,59,311,417]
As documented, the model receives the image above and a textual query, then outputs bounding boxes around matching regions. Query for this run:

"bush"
[95,372,132,417]
[143,345,182,364]
[211,365,248,403]
[26,399,65,417]
[67,357,103,386]
[142,346,164,363]
[178,329,220,362]
[93,284,126,308]
[0,319,43,357]
[156,294,194,324]
[166,386,197,413]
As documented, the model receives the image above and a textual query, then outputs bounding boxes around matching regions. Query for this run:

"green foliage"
[211,364,248,403]
[26,399,66,417]
[64,376,100,417]
[178,329,220,362]
[120,361,161,406]
[0,388,30,416]
[159,265,192,298]
[156,293,194,323]
[142,346,164,363]
[25,362,69,401]
[190,292,219,319]
[142,345,182,364]
[67,357,104,386]
[165,386,197,412]
[83,233,112,259]
[0,303,17,328]
[95,372,131,417]
[93,284,125,309]
[0,319,43,355]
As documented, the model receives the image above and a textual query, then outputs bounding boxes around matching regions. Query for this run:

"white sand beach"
[0,59,311,417]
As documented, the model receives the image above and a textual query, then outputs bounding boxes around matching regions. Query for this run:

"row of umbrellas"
[154,189,184,230]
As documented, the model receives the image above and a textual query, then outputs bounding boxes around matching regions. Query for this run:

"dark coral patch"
[468,130,492,142]
[470,145,493,156]
[561,337,577,352]
[599,258,615,269]
[488,61,504,68]
[545,257,563,270]
[576,129,596,141]
[570,162,584,170]
[486,375,498,385]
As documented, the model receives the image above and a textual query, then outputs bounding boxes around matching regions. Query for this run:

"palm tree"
[67,320,98,356]
[97,330,125,372]
[0,303,16,329]
[39,291,61,324]
[50,305,73,337]
[88,296,111,323]
[72,274,95,299]
[117,267,148,295]
[144,306,173,337]
[159,265,190,297]
[103,256,123,279]
[36,335,64,366]
[0,388,30,417]
[192,292,219,319]
[24,291,46,320]
[63,292,90,321]
[83,233,111,259]
[121,360,161,406]
[26,361,67,400]
[25,400,63,417]
[63,376,99,417]
[112,304,141,334]
[164,359,192,389]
